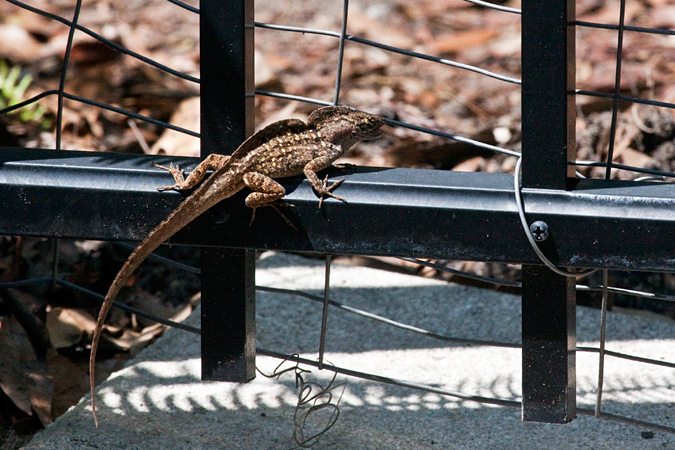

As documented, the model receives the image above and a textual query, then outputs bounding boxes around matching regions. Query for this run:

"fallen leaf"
[70,39,122,66]
[46,307,95,349]
[453,156,485,172]
[0,315,53,426]
[47,352,89,418]
[0,24,42,63]
[619,147,654,169]
[348,11,416,49]
[149,97,200,156]
[432,29,499,55]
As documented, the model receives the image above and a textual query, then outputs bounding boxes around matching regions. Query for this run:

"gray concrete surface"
[23,253,675,449]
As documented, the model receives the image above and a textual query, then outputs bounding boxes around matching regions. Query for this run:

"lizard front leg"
[155,153,231,191]
[242,172,294,226]
[303,155,346,208]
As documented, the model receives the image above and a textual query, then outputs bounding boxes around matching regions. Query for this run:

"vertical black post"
[522,0,576,189]
[521,0,577,423]
[521,267,576,423]
[200,0,256,382]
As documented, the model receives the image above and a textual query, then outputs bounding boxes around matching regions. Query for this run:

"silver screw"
[529,221,549,242]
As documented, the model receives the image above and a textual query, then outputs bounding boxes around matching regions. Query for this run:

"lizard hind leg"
[243,172,296,228]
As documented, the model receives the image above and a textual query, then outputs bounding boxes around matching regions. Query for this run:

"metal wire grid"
[0,0,674,435]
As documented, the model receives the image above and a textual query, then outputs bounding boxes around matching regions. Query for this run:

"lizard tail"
[89,178,234,427]
[89,230,181,427]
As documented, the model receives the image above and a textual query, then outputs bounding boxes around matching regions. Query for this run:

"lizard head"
[308,106,385,150]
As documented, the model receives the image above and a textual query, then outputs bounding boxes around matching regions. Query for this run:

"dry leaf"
[69,39,122,66]
[0,24,42,62]
[578,1,642,24]
[46,307,95,349]
[149,96,200,156]
[432,29,499,55]
[0,315,53,425]
[453,156,485,172]
[47,352,89,418]
[348,12,416,49]
[619,148,655,169]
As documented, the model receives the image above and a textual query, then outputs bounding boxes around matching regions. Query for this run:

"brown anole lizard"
[89,105,384,426]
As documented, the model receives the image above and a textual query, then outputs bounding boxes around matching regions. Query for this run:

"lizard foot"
[317,175,346,208]
[154,163,186,191]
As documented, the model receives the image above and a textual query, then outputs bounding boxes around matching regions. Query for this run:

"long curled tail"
[88,172,236,427]
[89,239,162,427]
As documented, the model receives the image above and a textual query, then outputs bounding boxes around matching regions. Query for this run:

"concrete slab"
[23,253,675,449]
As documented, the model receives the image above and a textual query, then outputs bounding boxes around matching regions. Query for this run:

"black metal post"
[521,0,577,423]
[199,0,256,382]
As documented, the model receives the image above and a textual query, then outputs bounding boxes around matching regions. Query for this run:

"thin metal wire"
[257,348,522,408]
[401,257,522,288]
[514,157,597,277]
[604,0,627,179]
[253,90,519,157]
[109,248,675,306]
[318,255,332,369]
[258,349,675,435]
[166,0,199,14]
[55,0,82,151]
[63,92,200,137]
[570,160,675,179]
[115,242,201,274]
[0,91,197,137]
[0,277,53,288]
[577,346,675,370]
[254,90,332,107]
[595,270,609,418]
[56,278,201,334]
[576,90,675,111]
[5,0,199,84]
[11,270,675,373]
[332,0,350,105]
[574,20,675,37]
[463,0,521,14]
[578,408,675,435]
[577,285,675,303]
[595,0,628,410]
[385,117,521,157]
[0,91,55,116]
[256,285,521,348]
[254,22,521,85]
[68,92,200,136]
[257,350,675,435]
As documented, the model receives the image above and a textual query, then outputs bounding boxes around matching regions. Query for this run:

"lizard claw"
[317,175,346,208]
[155,163,186,191]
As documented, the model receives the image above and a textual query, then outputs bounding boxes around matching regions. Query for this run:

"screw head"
[529,221,549,242]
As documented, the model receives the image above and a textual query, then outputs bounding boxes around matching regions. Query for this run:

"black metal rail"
[1,148,673,271]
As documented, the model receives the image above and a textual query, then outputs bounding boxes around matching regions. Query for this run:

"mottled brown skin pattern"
[89,106,384,426]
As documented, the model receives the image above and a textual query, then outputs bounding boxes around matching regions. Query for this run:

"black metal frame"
[1,0,675,426]
[520,0,577,423]
[199,0,256,384]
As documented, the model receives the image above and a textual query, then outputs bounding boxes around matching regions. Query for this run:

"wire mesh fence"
[1,0,675,440]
